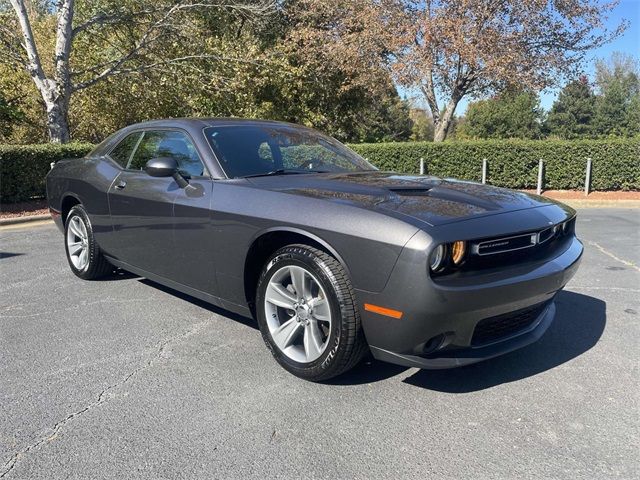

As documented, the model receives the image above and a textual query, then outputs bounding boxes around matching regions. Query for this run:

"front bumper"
[357,234,583,370]
[370,302,556,369]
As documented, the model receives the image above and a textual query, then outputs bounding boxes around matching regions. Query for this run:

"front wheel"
[256,244,368,381]
[64,205,112,280]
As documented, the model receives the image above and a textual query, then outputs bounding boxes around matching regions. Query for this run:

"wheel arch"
[243,227,351,311]
[60,193,82,225]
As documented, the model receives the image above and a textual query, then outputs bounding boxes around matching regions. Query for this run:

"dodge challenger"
[46,118,583,381]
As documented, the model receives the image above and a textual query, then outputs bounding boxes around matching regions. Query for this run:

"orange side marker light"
[364,303,403,319]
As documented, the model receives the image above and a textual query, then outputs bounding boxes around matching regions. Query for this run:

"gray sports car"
[46,118,583,381]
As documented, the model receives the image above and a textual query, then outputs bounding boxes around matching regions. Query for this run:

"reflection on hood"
[248,171,558,226]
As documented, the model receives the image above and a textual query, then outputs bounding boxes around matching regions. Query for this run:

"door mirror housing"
[145,157,189,188]
[145,157,178,177]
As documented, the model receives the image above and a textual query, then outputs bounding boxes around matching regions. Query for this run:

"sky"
[400,0,640,115]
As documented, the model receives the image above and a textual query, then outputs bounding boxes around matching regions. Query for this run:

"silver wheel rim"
[264,265,332,363]
[66,215,89,271]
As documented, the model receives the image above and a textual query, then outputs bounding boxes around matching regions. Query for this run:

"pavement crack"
[587,241,640,272]
[0,319,212,478]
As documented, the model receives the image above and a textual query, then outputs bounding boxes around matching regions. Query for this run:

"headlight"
[429,244,446,272]
[451,241,466,265]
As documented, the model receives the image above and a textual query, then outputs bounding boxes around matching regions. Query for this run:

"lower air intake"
[471,301,550,346]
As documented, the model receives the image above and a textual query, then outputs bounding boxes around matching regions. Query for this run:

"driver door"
[107,130,180,277]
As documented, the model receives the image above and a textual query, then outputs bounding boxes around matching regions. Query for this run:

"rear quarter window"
[109,132,142,168]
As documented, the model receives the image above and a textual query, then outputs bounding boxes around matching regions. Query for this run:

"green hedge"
[350,138,640,191]
[0,143,94,202]
[1,138,638,203]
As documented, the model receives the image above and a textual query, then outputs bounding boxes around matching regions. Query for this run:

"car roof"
[123,117,310,131]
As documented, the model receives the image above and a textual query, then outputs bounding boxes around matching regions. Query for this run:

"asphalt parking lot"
[1,208,638,479]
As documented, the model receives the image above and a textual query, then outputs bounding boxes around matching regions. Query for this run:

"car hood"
[247,171,563,226]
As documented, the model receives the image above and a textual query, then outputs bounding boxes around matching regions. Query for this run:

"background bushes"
[1,139,638,203]
[350,138,640,191]
[0,143,93,202]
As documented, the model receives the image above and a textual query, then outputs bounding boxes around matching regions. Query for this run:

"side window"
[109,132,142,168]
[128,130,206,177]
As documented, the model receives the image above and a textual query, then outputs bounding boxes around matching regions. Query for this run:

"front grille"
[476,232,536,255]
[430,215,576,279]
[471,301,549,346]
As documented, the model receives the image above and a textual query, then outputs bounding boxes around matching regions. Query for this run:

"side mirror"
[145,157,178,177]
[145,157,189,188]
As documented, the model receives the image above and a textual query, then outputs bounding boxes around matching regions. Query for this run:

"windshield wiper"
[240,169,327,178]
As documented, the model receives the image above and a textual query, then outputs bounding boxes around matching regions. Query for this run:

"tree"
[388,0,624,141]
[0,0,276,142]
[409,108,434,141]
[0,89,22,137]
[546,76,596,139]
[459,88,543,139]
[256,0,412,143]
[282,0,623,142]
[592,53,640,137]
[0,0,413,144]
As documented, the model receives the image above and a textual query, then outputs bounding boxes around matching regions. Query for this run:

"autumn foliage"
[294,0,624,140]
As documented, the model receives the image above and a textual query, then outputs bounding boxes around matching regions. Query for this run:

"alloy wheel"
[66,215,89,271]
[263,265,332,363]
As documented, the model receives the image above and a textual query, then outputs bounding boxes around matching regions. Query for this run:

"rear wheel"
[256,244,368,381]
[64,205,112,280]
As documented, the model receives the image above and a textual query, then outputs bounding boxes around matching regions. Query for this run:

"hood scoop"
[421,186,501,211]
[387,185,499,211]
[388,186,433,196]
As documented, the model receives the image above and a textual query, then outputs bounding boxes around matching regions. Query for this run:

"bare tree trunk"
[48,0,73,143]
[433,119,449,142]
[11,0,73,143]
[433,99,458,142]
[45,97,70,143]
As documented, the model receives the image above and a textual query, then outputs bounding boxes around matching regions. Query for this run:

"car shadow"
[0,252,24,259]
[326,357,409,385]
[333,290,606,391]
[96,268,257,330]
[102,268,140,280]
[97,269,605,390]
[138,278,258,331]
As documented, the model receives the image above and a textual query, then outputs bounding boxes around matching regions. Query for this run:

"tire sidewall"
[256,247,346,379]
[64,205,100,279]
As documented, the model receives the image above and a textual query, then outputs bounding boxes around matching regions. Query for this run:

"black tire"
[256,244,368,381]
[64,205,112,280]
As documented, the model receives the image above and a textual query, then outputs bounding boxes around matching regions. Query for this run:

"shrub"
[349,138,640,191]
[0,138,637,203]
[0,143,94,202]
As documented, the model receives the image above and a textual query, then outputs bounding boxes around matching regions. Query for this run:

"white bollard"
[536,159,544,195]
[419,158,425,175]
[482,158,487,184]
[585,157,592,196]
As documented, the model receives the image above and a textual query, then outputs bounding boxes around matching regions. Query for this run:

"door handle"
[115,180,127,190]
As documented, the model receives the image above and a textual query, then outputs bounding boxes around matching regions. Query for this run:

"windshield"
[203,124,376,178]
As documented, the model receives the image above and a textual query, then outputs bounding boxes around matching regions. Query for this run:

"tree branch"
[8,0,50,96]
[70,0,276,92]
[72,1,276,37]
